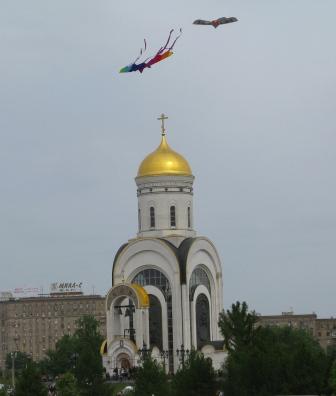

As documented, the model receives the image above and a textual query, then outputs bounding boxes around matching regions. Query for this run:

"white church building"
[101,115,226,373]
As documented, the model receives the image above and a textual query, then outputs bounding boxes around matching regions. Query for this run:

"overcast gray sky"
[1,0,335,317]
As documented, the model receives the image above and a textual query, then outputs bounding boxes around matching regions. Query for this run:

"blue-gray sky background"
[1,0,335,316]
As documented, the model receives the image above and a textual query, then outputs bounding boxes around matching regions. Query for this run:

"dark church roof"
[159,238,196,284]
[111,243,129,284]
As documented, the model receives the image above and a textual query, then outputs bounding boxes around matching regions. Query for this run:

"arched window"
[170,206,176,227]
[189,267,211,301]
[133,269,170,298]
[196,294,210,347]
[149,295,163,350]
[138,208,141,231]
[132,269,173,372]
[150,206,155,228]
[187,207,191,228]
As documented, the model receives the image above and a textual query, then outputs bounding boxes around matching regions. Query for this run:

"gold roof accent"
[100,339,107,356]
[106,283,150,310]
[131,283,149,308]
[137,134,192,177]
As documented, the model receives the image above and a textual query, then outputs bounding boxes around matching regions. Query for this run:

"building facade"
[258,311,336,350]
[0,294,106,370]
[102,116,226,374]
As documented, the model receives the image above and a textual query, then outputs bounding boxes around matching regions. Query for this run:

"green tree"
[329,360,336,395]
[132,357,169,396]
[172,350,216,396]
[56,372,80,396]
[41,335,78,377]
[0,385,10,396]
[5,351,31,372]
[73,315,106,396]
[221,303,328,396]
[218,301,259,352]
[15,362,47,396]
[325,346,336,395]
[39,315,108,396]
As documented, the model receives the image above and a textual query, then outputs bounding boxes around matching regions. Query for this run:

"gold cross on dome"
[157,113,168,136]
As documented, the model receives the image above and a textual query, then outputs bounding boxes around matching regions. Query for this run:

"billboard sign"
[12,286,40,297]
[0,292,14,301]
[50,282,83,295]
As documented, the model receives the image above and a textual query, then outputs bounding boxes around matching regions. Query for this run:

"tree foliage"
[0,386,11,396]
[15,362,47,396]
[330,360,336,395]
[41,335,77,376]
[219,301,329,396]
[218,301,259,352]
[132,357,169,396]
[56,372,80,396]
[39,315,107,396]
[172,350,217,396]
[73,315,106,396]
[5,351,31,372]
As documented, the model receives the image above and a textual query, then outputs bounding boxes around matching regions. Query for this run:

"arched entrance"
[117,353,132,369]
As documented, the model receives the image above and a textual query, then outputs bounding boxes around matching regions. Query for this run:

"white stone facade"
[103,137,225,374]
[136,174,196,239]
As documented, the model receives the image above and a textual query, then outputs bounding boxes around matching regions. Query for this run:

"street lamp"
[176,344,189,367]
[114,304,136,316]
[10,351,17,390]
[71,352,79,369]
[138,342,151,361]
[123,328,136,342]
[160,350,169,371]
[10,336,19,390]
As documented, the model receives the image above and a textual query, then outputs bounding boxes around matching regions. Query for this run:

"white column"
[135,309,143,347]
[143,309,150,347]
[181,284,191,349]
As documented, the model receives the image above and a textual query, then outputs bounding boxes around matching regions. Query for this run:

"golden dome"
[137,134,192,177]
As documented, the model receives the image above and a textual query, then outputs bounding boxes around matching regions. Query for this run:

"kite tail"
[163,29,174,50]
[133,38,147,63]
[157,29,174,55]
[169,28,182,50]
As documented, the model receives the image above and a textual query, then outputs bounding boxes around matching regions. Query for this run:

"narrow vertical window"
[150,207,155,228]
[138,208,141,231]
[188,207,191,228]
[170,206,176,227]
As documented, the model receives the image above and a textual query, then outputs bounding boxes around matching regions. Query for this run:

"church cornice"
[135,174,194,185]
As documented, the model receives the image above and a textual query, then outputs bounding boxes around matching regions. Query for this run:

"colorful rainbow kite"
[119,29,182,74]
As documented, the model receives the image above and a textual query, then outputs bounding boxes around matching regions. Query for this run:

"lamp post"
[11,351,17,390]
[160,350,169,371]
[71,352,79,370]
[123,328,136,342]
[138,342,151,362]
[114,304,135,315]
[11,336,19,390]
[115,302,136,341]
[176,344,189,368]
